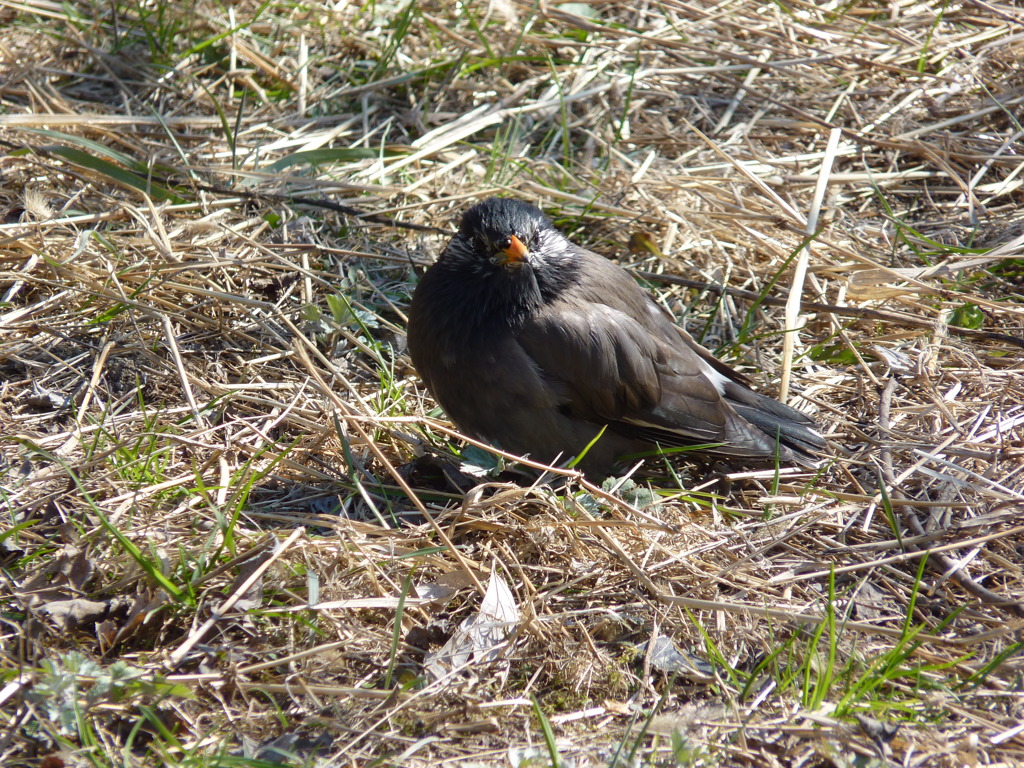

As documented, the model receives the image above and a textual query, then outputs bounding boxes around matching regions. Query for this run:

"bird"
[407,197,826,476]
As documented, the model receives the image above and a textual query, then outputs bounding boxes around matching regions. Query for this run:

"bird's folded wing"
[517,301,732,442]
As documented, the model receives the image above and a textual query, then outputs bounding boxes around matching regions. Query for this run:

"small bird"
[407,198,826,475]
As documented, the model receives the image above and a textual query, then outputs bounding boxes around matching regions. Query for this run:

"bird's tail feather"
[729,395,826,466]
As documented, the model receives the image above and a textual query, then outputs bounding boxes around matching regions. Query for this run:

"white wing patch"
[697,358,729,395]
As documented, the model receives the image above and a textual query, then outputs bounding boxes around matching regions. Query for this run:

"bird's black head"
[459,198,549,264]
[428,198,582,328]
[444,198,574,275]
[446,198,544,270]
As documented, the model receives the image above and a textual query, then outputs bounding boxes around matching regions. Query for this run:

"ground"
[1,1,1024,766]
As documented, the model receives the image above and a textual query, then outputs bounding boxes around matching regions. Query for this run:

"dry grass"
[2,0,1024,765]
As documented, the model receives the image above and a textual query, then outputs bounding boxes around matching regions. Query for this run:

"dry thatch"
[2,0,1023,765]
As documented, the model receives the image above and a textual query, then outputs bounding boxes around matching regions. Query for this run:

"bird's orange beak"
[499,234,529,267]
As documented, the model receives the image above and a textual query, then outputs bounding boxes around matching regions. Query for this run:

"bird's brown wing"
[518,299,737,446]
[519,297,824,463]
[545,247,825,463]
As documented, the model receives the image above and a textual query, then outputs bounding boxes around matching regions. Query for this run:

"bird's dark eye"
[500,236,513,251]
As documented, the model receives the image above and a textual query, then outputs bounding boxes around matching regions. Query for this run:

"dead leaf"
[62,545,93,592]
[98,590,167,652]
[40,599,109,631]
[424,571,519,683]
[229,550,271,613]
[20,545,95,606]
[849,581,891,622]
[644,635,715,682]
[629,231,663,257]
